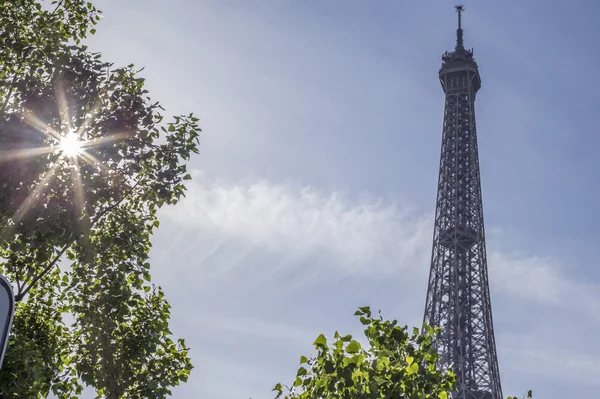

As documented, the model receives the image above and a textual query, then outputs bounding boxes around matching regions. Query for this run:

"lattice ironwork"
[423,6,502,399]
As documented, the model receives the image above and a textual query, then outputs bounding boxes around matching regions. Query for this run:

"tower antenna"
[455,5,465,51]
[456,4,464,29]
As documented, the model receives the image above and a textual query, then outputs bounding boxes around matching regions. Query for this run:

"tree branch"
[16,176,146,301]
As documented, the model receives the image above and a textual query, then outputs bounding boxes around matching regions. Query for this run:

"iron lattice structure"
[423,6,502,399]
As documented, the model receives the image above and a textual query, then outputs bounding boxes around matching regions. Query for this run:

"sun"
[59,132,83,158]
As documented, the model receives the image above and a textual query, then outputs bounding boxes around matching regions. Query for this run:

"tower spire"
[455,5,465,51]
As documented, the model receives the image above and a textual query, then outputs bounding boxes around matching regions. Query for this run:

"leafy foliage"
[274,307,455,399]
[273,308,531,399]
[0,0,198,397]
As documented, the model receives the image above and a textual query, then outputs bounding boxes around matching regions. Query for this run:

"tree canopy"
[273,307,532,399]
[0,0,198,397]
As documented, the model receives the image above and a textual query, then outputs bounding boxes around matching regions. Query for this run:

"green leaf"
[300,355,308,364]
[406,362,419,375]
[272,383,283,392]
[438,392,448,399]
[346,340,361,354]
[314,334,327,348]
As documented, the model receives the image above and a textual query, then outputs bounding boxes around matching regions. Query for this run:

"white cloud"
[165,174,598,314]
[489,252,600,321]
[489,253,567,304]
[163,173,433,276]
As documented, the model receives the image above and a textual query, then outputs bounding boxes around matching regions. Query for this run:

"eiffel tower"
[422,6,503,399]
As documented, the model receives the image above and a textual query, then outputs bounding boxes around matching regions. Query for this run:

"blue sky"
[81,1,600,398]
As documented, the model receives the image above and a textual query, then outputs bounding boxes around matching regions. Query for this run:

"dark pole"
[455,5,465,51]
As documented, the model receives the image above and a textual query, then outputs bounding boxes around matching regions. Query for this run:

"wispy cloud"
[163,172,433,276]
[164,174,597,311]
[489,252,600,321]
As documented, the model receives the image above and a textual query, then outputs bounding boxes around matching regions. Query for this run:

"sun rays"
[2,83,129,232]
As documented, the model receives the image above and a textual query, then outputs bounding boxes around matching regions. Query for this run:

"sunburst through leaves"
[58,132,83,158]
[5,83,128,228]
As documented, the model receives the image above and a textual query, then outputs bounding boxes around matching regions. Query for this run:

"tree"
[0,1,198,397]
[273,307,531,399]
